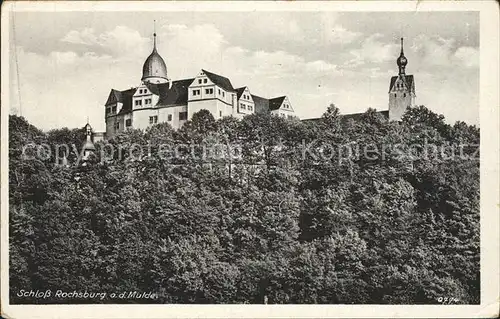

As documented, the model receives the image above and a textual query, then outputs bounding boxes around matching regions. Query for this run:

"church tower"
[388,38,415,121]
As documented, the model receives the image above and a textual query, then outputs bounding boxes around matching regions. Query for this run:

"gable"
[190,70,214,87]
[236,87,253,102]
[105,89,120,106]
[269,96,286,111]
[389,75,415,93]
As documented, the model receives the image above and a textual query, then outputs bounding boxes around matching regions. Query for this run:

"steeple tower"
[141,20,169,94]
[396,37,408,75]
[388,37,415,121]
[153,20,157,52]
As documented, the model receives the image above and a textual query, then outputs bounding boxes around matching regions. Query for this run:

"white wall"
[157,105,188,130]
[389,77,414,121]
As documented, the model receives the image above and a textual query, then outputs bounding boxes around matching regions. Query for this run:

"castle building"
[104,31,295,139]
[388,38,416,121]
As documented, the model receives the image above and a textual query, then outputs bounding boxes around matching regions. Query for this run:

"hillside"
[8,105,480,304]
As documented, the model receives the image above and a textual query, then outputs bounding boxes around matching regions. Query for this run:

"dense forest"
[9,105,480,304]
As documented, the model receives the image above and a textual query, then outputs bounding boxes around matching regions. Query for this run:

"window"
[219,111,222,117]
[167,114,172,121]
[205,88,214,94]
[222,91,225,97]
[179,112,188,121]
[193,89,201,96]
[149,116,158,124]
[240,103,246,110]
[248,105,253,111]
[198,79,202,84]
[218,89,221,95]
[394,93,397,97]
[135,100,142,106]
[106,108,111,115]
[126,119,132,127]
[203,79,207,84]
[112,106,117,113]
[115,122,120,129]
[403,93,406,97]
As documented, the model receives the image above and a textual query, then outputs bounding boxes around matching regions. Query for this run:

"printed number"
[437,297,460,304]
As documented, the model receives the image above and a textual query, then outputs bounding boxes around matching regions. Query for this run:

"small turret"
[82,122,95,162]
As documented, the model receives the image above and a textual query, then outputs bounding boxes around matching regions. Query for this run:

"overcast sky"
[9,11,479,131]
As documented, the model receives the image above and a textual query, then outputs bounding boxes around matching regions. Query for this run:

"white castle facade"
[99,33,415,142]
[103,32,295,139]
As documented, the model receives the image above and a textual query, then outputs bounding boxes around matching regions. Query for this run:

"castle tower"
[141,21,169,95]
[388,38,415,121]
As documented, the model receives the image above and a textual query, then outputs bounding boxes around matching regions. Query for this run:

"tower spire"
[396,37,408,75]
[153,20,157,51]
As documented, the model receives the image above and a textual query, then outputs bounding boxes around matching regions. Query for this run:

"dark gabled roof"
[389,74,414,93]
[108,79,195,115]
[105,89,121,106]
[251,94,269,113]
[301,110,389,123]
[116,88,137,115]
[235,87,246,99]
[202,69,235,92]
[269,96,286,111]
[157,78,194,106]
[340,110,389,122]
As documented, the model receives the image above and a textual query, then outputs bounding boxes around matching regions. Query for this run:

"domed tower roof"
[396,37,408,75]
[141,31,168,82]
